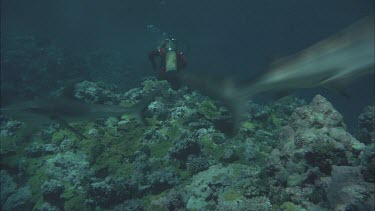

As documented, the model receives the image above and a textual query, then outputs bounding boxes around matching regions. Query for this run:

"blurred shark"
[0,91,155,139]
[241,15,374,97]
[180,15,374,132]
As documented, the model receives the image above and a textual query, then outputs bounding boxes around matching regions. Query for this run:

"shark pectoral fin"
[274,90,294,100]
[321,74,353,98]
[50,115,88,140]
[324,82,352,98]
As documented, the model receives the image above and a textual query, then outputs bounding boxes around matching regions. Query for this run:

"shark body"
[1,17,373,136]
[180,16,374,132]
[241,16,374,97]
[1,94,153,139]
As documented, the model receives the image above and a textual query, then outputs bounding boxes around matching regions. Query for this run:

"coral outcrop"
[1,78,373,210]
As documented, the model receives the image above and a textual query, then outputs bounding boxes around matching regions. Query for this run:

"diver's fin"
[50,115,88,140]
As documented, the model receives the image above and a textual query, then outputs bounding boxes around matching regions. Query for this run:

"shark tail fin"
[179,72,248,134]
[216,79,248,134]
[130,90,159,125]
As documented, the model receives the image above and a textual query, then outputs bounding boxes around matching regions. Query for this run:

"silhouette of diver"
[149,36,188,89]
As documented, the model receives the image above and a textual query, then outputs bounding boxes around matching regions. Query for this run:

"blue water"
[2,0,373,126]
[1,1,374,210]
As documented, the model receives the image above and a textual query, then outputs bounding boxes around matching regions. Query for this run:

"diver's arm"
[177,52,188,69]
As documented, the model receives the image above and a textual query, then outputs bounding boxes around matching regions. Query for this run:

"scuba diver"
[149,36,188,89]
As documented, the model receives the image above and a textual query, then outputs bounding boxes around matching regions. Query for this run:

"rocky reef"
[1,78,374,211]
[356,105,375,145]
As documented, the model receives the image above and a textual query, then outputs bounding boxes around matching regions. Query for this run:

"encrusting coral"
[0,79,374,211]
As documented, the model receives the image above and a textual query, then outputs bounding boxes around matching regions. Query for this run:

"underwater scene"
[1,1,374,210]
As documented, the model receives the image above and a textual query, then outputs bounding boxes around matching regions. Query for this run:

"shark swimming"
[0,90,155,139]
[1,17,372,137]
[240,15,374,97]
[179,15,374,132]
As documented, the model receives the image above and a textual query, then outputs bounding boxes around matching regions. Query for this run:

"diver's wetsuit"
[149,47,187,89]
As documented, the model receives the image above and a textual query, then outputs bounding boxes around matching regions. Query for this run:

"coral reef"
[0,78,374,210]
[326,165,374,210]
[2,186,33,211]
[73,81,123,104]
[41,180,64,203]
[357,105,375,144]
[86,177,136,208]
[45,152,93,188]
[186,155,210,173]
[0,170,17,203]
